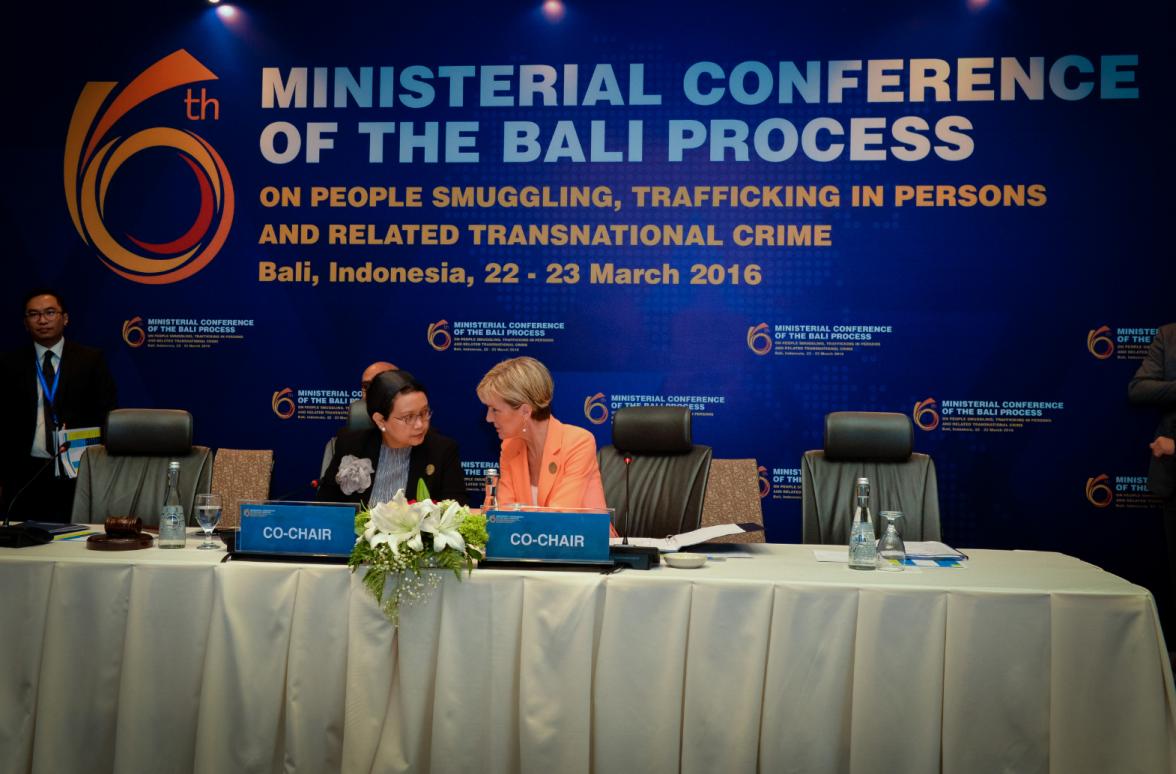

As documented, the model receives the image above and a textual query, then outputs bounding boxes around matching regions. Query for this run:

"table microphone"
[609,451,659,569]
[0,440,72,547]
[4,439,71,522]
[271,480,320,501]
[622,454,633,544]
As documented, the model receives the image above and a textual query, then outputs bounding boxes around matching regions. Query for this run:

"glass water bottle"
[158,461,186,549]
[848,476,876,570]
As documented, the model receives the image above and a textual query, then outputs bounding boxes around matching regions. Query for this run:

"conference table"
[2,537,1174,774]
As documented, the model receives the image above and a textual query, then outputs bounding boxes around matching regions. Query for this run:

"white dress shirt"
[30,338,65,458]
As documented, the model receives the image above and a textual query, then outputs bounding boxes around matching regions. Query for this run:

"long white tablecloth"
[1,538,1173,774]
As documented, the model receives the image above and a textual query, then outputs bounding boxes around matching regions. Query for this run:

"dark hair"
[366,369,427,419]
[23,288,67,314]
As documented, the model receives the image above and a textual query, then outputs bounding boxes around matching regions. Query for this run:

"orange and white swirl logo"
[64,50,233,284]
[747,323,772,356]
[913,397,940,431]
[427,320,452,351]
[1085,474,1113,508]
[757,465,770,498]
[121,316,146,348]
[271,388,296,420]
[1086,326,1115,360]
[584,393,609,425]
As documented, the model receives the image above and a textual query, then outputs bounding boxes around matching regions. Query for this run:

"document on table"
[813,545,966,568]
[903,541,967,560]
[609,523,752,552]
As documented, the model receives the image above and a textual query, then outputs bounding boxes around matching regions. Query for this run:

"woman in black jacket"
[317,370,467,505]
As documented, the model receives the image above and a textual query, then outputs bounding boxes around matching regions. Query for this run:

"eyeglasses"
[389,408,433,426]
[25,309,61,321]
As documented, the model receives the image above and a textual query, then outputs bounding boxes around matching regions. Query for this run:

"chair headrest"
[823,411,912,462]
[612,406,693,454]
[106,409,193,456]
[348,400,374,431]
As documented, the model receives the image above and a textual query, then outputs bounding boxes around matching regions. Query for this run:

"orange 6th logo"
[1086,326,1115,360]
[747,323,772,356]
[756,465,770,498]
[121,317,146,348]
[427,320,453,351]
[272,388,296,420]
[64,50,234,284]
[913,397,940,431]
[584,393,609,425]
[1085,474,1113,508]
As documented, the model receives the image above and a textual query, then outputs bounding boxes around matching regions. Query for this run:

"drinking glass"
[877,510,906,571]
[194,493,223,550]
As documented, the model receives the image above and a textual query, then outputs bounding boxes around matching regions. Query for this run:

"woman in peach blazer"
[476,357,610,521]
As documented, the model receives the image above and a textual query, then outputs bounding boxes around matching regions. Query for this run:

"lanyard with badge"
[35,351,62,433]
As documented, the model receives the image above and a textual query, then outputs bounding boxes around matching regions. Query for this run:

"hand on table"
[1151,436,1175,458]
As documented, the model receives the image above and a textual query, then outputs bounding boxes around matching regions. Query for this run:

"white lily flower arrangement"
[349,481,488,625]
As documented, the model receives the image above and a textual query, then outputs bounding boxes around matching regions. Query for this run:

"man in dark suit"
[1129,323,1176,632]
[0,289,118,522]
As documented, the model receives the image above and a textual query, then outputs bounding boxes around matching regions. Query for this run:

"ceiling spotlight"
[541,0,565,22]
[216,4,236,17]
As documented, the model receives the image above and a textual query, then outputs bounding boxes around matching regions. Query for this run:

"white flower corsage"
[336,454,374,495]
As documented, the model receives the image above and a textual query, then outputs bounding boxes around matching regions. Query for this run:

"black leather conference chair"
[71,409,212,527]
[801,411,942,544]
[598,406,712,537]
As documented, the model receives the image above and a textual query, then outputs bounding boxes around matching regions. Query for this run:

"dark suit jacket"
[1129,323,1176,500]
[316,427,468,505]
[0,340,118,493]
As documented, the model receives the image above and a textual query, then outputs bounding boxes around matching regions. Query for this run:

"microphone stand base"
[610,544,660,570]
[0,524,53,548]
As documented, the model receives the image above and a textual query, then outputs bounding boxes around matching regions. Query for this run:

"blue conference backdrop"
[3,1,1172,604]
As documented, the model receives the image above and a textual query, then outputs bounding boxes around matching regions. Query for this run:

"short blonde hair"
[477,357,553,421]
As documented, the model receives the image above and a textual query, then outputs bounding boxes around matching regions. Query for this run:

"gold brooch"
[426,464,436,475]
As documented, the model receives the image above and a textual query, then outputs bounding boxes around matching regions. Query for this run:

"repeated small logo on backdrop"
[913,398,940,431]
[272,388,296,420]
[583,392,728,423]
[427,320,453,351]
[1086,326,1115,360]
[65,49,234,284]
[1085,475,1113,508]
[121,317,146,348]
[1086,325,1157,361]
[746,323,772,356]
[583,393,609,425]
[461,460,500,500]
[760,464,801,500]
[1085,472,1161,509]
[428,319,566,354]
[271,386,360,421]
[914,395,1063,434]
[747,321,894,358]
[119,316,253,349]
